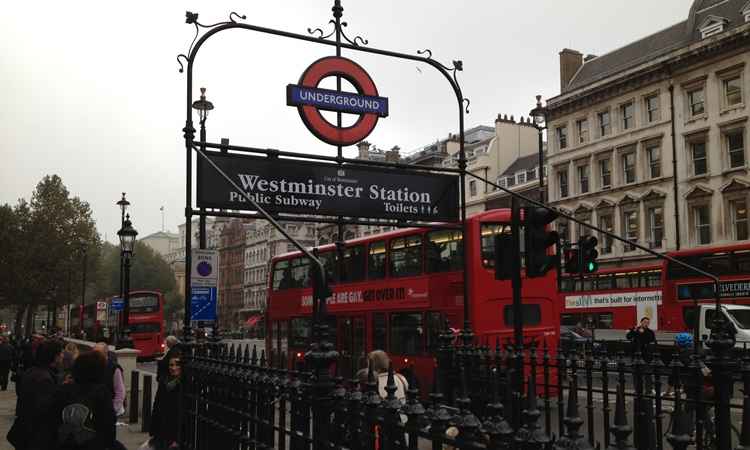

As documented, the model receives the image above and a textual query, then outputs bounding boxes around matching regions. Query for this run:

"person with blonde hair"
[367,350,408,402]
[62,342,79,371]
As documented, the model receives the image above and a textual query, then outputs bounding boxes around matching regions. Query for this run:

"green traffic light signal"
[587,261,597,272]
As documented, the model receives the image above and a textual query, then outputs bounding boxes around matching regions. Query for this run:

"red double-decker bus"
[70,290,165,359]
[266,209,560,389]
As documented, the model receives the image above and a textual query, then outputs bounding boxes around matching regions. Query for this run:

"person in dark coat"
[54,350,117,450]
[626,316,656,360]
[150,351,183,449]
[157,336,180,385]
[9,339,63,450]
[0,336,15,390]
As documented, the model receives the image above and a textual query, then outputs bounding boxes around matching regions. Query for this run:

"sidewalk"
[0,384,151,450]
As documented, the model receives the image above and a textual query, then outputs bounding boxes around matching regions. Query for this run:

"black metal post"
[120,252,133,348]
[511,197,522,349]
[80,246,87,336]
[708,280,735,450]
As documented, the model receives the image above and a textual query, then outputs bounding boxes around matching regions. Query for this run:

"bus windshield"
[129,295,160,314]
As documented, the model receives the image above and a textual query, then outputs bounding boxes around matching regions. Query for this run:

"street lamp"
[116,192,129,345]
[117,215,138,349]
[78,238,88,338]
[529,94,548,203]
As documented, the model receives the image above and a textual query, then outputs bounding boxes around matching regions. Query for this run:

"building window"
[576,211,592,238]
[645,94,660,122]
[507,175,516,187]
[727,130,745,168]
[622,152,636,184]
[598,214,613,254]
[557,126,568,150]
[577,165,589,194]
[724,76,743,107]
[558,170,569,198]
[557,219,570,243]
[688,88,705,116]
[693,205,711,245]
[517,172,526,184]
[731,199,749,240]
[691,141,708,175]
[576,118,589,144]
[647,206,663,249]
[621,101,634,130]
[623,209,639,251]
[469,180,477,197]
[598,110,611,137]
[526,168,537,181]
[599,158,611,188]
[647,144,661,178]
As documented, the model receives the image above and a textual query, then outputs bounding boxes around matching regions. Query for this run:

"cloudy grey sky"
[1,0,690,243]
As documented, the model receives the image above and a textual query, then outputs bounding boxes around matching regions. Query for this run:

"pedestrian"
[368,350,408,401]
[63,342,80,371]
[55,350,117,450]
[626,316,656,360]
[149,351,183,449]
[93,343,126,417]
[8,338,64,450]
[157,336,180,385]
[0,336,15,390]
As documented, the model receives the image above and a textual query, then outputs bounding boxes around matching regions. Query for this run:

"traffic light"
[579,235,599,273]
[523,207,559,278]
[494,233,515,280]
[564,248,580,274]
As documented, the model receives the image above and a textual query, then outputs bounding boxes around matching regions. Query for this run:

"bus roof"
[666,241,750,258]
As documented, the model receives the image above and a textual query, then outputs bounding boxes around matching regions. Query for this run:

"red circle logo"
[293,56,382,147]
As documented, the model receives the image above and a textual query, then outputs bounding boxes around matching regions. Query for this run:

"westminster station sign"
[197,152,459,222]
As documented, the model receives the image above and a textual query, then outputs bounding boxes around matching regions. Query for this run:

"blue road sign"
[111,297,124,311]
[191,287,217,321]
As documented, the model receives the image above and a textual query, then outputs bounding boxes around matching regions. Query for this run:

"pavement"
[0,382,151,450]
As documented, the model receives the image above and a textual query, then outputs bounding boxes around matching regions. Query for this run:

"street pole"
[530,95,547,203]
[80,246,87,337]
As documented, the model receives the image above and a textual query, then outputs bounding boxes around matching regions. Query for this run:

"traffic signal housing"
[523,207,559,278]
[579,235,599,273]
[494,232,515,280]
[563,248,580,274]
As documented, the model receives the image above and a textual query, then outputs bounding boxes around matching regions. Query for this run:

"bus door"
[338,316,366,379]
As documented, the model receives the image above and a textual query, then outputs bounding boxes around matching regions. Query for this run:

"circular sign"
[197,261,212,277]
[296,56,381,147]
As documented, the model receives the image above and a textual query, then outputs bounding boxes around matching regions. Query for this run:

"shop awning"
[245,315,262,327]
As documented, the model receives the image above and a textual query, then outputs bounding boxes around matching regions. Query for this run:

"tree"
[0,175,100,336]
[95,241,176,295]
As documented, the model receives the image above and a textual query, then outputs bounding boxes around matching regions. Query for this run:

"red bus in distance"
[266,209,560,391]
[70,290,165,359]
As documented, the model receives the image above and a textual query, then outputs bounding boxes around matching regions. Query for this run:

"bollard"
[142,374,153,433]
[129,370,140,424]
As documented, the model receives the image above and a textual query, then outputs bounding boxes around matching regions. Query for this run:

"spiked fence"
[178,334,750,450]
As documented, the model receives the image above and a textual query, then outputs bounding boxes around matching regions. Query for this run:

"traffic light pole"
[510,196,523,431]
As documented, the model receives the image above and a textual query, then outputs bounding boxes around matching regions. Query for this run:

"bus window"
[597,313,613,329]
[342,245,366,282]
[503,305,542,326]
[390,235,423,277]
[130,295,159,313]
[426,312,445,351]
[427,230,463,273]
[272,260,291,291]
[736,251,750,273]
[390,312,424,355]
[480,224,511,268]
[128,323,161,333]
[373,312,387,350]
[290,257,311,288]
[597,275,614,290]
[279,321,288,353]
[368,241,387,280]
[683,306,697,330]
[290,317,310,348]
[317,251,336,283]
[643,271,661,287]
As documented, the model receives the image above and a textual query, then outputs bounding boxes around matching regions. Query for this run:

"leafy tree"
[0,175,100,336]
[95,241,176,296]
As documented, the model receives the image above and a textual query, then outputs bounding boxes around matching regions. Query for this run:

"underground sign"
[287,56,389,146]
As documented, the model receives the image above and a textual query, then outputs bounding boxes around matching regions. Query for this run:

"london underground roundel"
[287,56,389,147]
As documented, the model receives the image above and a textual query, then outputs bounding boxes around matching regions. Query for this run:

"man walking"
[157,336,180,384]
[626,316,656,360]
[0,337,14,390]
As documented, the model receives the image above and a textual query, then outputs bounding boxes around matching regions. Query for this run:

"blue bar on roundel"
[287,84,389,117]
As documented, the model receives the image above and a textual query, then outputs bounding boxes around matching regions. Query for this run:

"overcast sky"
[0,0,691,243]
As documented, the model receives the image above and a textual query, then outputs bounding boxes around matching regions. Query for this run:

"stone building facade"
[546,0,750,268]
[218,218,252,330]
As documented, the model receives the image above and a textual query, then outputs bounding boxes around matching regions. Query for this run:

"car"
[560,327,601,354]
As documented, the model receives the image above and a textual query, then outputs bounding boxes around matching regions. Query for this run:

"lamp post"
[78,238,88,337]
[117,215,138,349]
[116,193,129,345]
[529,94,548,203]
[192,87,213,249]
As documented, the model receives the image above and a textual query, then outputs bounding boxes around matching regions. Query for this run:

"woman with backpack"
[55,351,116,450]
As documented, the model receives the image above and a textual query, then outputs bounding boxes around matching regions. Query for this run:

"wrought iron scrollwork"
[307,20,337,40]
[178,11,247,73]
[417,50,470,113]
[306,19,369,47]
[339,21,368,47]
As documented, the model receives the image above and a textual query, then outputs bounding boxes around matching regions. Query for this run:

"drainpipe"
[669,82,681,250]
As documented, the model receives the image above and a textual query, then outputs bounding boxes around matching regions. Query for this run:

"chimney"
[559,48,583,92]
[386,145,400,163]
[357,141,370,160]
[584,54,597,62]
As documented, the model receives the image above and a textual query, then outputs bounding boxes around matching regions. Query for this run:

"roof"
[500,154,540,177]
[566,0,748,91]
[139,231,179,241]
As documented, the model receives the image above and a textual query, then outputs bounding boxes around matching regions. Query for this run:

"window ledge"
[685,114,708,126]
[687,173,711,182]
[720,104,745,116]
[722,166,748,176]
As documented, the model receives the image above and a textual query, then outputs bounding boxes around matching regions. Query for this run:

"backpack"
[58,395,97,447]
